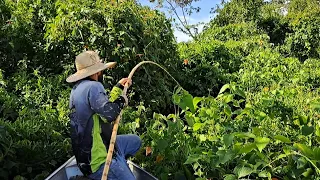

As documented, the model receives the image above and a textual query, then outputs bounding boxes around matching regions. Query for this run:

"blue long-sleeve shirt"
[68,79,125,175]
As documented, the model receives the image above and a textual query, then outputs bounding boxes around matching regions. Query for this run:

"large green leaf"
[223,134,234,147]
[224,174,237,180]
[274,135,291,143]
[313,147,320,160]
[293,143,314,158]
[217,150,234,165]
[174,90,195,113]
[181,92,195,113]
[199,134,206,142]
[234,132,256,139]
[297,157,308,169]
[185,112,195,126]
[224,105,232,117]
[255,137,270,152]
[224,94,234,103]
[298,115,309,125]
[302,126,314,136]
[234,166,253,178]
[193,123,202,131]
[172,94,181,104]
[193,97,203,110]
[238,143,256,154]
[258,170,271,178]
[157,139,168,151]
[302,168,313,177]
[219,84,230,94]
[184,154,201,164]
[234,86,245,98]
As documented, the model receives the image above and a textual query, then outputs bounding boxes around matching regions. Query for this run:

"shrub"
[283,0,320,61]
[178,23,270,97]
[44,0,179,112]
[0,69,72,179]
[133,84,320,179]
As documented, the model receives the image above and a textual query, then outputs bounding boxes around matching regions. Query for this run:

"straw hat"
[66,51,116,83]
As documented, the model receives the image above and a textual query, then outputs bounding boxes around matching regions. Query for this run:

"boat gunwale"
[127,160,158,180]
[45,156,77,180]
[45,156,158,180]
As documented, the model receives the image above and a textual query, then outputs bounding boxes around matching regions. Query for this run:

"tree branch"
[165,0,196,39]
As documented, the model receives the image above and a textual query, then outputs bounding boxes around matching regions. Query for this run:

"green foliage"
[284,4,320,61]
[1,0,179,112]
[199,22,261,42]
[177,22,271,97]
[257,2,291,45]
[213,0,265,26]
[0,0,58,75]
[42,0,180,112]
[126,1,320,179]
[212,0,320,62]
[0,70,72,179]
[132,82,320,179]
[2,0,320,179]
[0,0,180,178]
[239,49,302,90]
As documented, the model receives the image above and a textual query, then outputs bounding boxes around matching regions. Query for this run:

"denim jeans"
[88,134,142,180]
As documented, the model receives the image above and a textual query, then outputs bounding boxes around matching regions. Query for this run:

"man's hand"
[118,78,132,87]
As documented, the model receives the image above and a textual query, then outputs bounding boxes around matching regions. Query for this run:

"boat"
[45,156,158,180]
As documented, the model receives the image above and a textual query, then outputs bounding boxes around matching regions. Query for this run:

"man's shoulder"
[73,80,104,93]
[83,80,102,86]
[83,80,105,92]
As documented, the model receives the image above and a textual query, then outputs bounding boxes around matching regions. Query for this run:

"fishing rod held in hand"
[101,61,180,180]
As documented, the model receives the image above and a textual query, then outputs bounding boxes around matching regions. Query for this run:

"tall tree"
[146,0,202,40]
[212,0,265,26]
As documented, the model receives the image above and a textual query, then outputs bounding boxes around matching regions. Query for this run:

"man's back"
[66,51,140,180]
[69,79,114,175]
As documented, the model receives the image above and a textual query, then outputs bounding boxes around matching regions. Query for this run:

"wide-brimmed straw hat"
[66,51,116,83]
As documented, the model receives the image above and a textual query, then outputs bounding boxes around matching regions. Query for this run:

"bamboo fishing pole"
[101,61,180,180]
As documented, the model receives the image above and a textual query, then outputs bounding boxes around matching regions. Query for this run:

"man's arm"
[109,83,124,102]
[88,83,125,122]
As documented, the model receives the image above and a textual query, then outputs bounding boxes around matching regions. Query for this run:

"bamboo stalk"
[101,61,179,180]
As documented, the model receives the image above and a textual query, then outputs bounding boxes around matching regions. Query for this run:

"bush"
[239,48,302,91]
[0,0,180,178]
[257,2,291,45]
[178,23,270,97]
[1,0,179,112]
[284,16,320,61]
[2,0,320,179]
[132,84,320,179]
[283,0,320,61]
[43,0,180,112]
[200,23,261,42]
[212,0,265,26]
[0,69,72,179]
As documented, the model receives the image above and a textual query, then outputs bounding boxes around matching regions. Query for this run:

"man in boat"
[66,50,142,180]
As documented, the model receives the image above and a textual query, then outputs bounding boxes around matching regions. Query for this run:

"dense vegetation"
[1,0,320,179]
[0,0,178,179]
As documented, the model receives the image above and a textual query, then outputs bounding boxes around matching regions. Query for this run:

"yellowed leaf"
[183,59,189,65]
[145,146,152,156]
[156,155,164,163]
